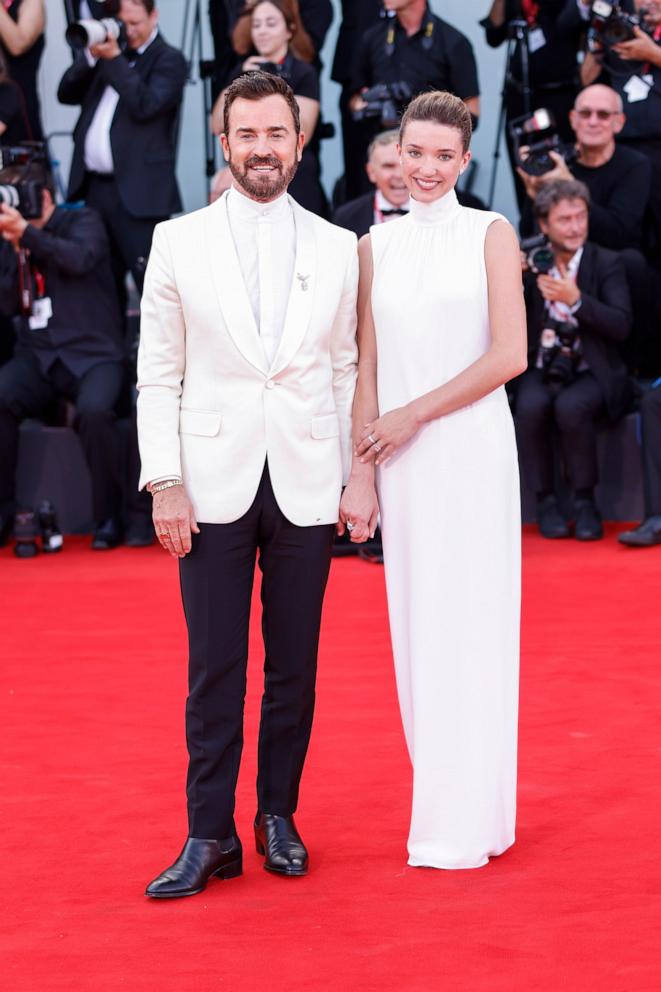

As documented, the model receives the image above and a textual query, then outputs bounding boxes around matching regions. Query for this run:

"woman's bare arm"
[0,0,44,57]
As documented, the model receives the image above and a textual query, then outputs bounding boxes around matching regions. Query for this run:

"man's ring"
[346,521,355,532]
[374,443,382,453]
[368,433,377,445]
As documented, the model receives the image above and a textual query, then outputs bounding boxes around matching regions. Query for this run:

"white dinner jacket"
[137,190,359,526]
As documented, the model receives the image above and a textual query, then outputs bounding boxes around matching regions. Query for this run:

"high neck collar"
[227,184,291,221]
[409,188,461,226]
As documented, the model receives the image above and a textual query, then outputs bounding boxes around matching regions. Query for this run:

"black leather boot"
[254,813,308,877]
[145,836,242,899]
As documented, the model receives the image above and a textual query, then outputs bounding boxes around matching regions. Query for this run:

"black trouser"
[84,173,162,302]
[179,463,335,841]
[0,351,124,521]
[641,385,661,517]
[515,368,606,493]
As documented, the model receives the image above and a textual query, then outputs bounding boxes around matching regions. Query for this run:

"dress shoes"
[618,515,661,548]
[254,813,308,876]
[537,495,570,539]
[145,836,243,899]
[91,517,123,550]
[574,499,603,541]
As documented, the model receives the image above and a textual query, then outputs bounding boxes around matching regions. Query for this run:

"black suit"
[0,207,126,523]
[57,35,187,294]
[515,242,633,493]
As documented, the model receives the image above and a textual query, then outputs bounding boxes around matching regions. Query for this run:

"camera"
[589,0,645,47]
[65,17,122,50]
[0,142,48,220]
[521,234,556,275]
[352,80,414,129]
[510,109,579,177]
[540,318,583,387]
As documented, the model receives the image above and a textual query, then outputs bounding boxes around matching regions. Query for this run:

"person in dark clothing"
[480,0,585,210]
[331,0,383,202]
[0,48,28,146]
[618,383,661,546]
[57,0,188,300]
[518,84,655,373]
[211,0,327,216]
[581,0,661,267]
[515,180,633,540]
[0,177,127,551]
[0,0,44,141]
[348,0,480,200]
[212,0,332,88]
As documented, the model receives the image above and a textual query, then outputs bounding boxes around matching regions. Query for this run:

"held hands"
[0,203,28,245]
[537,261,581,307]
[356,405,420,466]
[613,27,661,65]
[338,477,379,544]
[152,485,200,559]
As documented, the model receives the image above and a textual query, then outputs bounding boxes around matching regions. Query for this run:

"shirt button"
[265,380,275,390]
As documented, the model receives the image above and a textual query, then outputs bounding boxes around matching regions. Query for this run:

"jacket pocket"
[310,413,340,439]
[179,409,222,437]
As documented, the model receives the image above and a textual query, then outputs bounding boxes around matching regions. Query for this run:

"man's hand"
[152,485,200,558]
[90,36,121,60]
[0,203,28,246]
[537,262,581,307]
[349,90,368,113]
[517,149,574,201]
[339,477,379,544]
[356,405,420,465]
[613,27,661,65]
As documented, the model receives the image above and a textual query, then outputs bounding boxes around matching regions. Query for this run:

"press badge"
[527,28,546,54]
[29,296,53,331]
[623,74,652,103]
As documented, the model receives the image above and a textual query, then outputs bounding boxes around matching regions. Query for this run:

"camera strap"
[385,14,434,57]
[17,248,32,316]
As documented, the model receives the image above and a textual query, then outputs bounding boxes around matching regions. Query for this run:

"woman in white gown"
[340,92,528,870]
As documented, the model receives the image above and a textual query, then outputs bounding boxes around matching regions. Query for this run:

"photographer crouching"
[515,179,633,539]
[0,155,126,551]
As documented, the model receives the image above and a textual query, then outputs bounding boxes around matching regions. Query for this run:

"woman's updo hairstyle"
[399,91,472,153]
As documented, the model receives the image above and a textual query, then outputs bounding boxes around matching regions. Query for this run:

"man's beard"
[229,153,299,201]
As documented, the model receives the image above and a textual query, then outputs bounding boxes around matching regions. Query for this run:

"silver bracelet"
[149,479,183,494]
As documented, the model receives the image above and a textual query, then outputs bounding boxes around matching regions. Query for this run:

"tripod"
[180,0,220,195]
[487,17,532,209]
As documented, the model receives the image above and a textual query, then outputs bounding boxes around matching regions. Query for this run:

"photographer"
[57,0,187,301]
[515,180,632,540]
[211,0,327,216]
[0,0,45,141]
[348,0,480,199]
[480,0,586,209]
[618,383,661,546]
[0,163,126,551]
[581,0,661,265]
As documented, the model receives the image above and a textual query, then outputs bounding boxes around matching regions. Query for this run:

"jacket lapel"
[204,192,268,375]
[268,199,317,376]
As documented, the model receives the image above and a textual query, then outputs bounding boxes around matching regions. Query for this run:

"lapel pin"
[297,272,310,292]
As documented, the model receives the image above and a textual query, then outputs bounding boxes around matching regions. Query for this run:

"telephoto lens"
[13,509,39,559]
[38,501,64,553]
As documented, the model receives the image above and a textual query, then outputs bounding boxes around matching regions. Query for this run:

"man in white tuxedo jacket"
[139,72,358,899]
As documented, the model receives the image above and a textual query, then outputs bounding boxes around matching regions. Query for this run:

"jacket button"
[265,380,275,390]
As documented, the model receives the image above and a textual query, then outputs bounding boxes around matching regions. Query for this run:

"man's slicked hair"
[223,71,301,138]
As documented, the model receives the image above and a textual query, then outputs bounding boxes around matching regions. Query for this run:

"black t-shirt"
[351,8,479,102]
[481,0,583,89]
[598,56,661,141]
[0,80,28,144]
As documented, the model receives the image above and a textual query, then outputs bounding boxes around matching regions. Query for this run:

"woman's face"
[398,120,471,203]
[251,2,292,58]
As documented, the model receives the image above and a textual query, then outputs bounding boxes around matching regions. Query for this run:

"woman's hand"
[242,55,268,71]
[339,478,379,543]
[356,406,420,465]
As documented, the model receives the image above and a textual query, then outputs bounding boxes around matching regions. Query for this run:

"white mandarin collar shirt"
[226,184,297,367]
[84,29,159,175]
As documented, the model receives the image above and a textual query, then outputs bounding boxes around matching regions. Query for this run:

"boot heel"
[213,857,242,880]
[255,839,265,856]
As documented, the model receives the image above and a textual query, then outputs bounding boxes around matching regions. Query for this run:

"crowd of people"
[0,0,659,556]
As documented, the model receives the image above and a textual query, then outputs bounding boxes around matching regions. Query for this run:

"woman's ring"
[374,443,382,453]
[346,521,355,532]
[367,434,377,445]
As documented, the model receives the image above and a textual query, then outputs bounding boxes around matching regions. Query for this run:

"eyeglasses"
[574,108,620,120]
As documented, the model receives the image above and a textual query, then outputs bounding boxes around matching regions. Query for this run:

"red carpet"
[1,528,661,991]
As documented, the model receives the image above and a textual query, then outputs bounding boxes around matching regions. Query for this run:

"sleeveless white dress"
[370,189,521,869]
